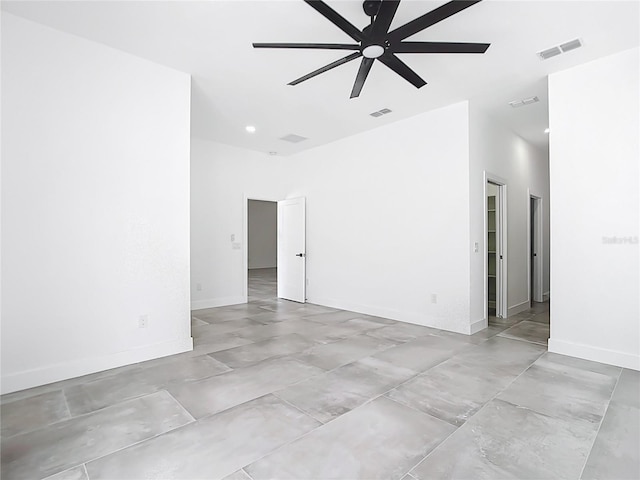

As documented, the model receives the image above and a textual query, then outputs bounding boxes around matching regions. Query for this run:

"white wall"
[191,102,473,333]
[248,200,277,269]
[468,104,550,331]
[190,139,295,310]
[548,47,639,370]
[292,102,472,333]
[1,14,192,394]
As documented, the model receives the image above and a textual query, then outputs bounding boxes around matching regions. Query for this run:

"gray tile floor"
[1,268,638,479]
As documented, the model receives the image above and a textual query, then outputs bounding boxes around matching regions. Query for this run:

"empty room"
[1,1,638,479]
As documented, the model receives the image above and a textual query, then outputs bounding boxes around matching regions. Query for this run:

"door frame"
[484,172,508,318]
[527,190,544,304]
[243,195,280,303]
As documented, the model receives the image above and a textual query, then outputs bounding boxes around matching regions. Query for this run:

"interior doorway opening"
[529,194,543,306]
[244,196,307,304]
[486,177,507,319]
[247,199,278,302]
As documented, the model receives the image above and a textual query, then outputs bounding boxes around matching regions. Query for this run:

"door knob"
[296,253,306,258]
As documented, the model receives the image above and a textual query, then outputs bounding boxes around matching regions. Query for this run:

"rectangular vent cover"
[279,134,308,143]
[369,108,393,117]
[538,38,582,60]
[509,96,539,108]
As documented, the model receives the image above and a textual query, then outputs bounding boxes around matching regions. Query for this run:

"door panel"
[277,197,306,303]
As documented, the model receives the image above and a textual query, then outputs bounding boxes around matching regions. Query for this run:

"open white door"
[277,197,306,303]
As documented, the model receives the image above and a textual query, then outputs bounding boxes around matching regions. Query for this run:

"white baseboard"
[548,338,640,371]
[543,291,550,302]
[507,300,530,317]
[191,296,246,311]
[307,296,470,335]
[1,336,194,395]
[469,317,488,335]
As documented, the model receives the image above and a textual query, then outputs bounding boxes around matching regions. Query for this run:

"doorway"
[529,193,543,305]
[486,177,507,319]
[247,199,278,302]
[244,196,307,304]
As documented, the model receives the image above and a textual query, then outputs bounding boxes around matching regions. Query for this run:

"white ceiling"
[3,0,639,156]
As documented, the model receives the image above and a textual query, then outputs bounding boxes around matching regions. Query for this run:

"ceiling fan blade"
[304,0,364,42]
[350,57,375,98]
[393,41,490,54]
[370,0,400,42]
[253,43,360,51]
[378,53,426,89]
[289,51,362,86]
[389,0,482,42]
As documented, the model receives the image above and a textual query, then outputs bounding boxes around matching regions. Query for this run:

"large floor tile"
[192,304,266,323]
[192,318,265,340]
[86,394,320,480]
[232,319,327,342]
[293,334,398,371]
[611,368,640,408]
[209,333,317,368]
[246,396,455,480]
[371,334,469,373]
[42,465,88,480]
[453,336,546,375]
[167,357,324,419]
[411,399,598,480]
[366,323,436,343]
[581,401,640,480]
[497,320,550,345]
[275,357,418,422]
[498,356,617,426]
[1,390,70,438]
[386,357,514,427]
[64,354,231,415]
[1,391,193,479]
[539,352,622,378]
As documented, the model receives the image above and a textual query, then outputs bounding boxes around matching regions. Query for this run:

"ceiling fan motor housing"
[363,0,382,17]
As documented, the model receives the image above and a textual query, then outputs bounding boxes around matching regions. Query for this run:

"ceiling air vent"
[369,108,393,118]
[279,134,308,143]
[538,38,583,60]
[560,38,583,53]
[509,96,539,108]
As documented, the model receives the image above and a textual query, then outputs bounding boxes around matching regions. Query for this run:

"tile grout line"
[241,467,256,480]
[400,345,548,478]
[271,392,328,426]
[81,463,89,480]
[577,366,623,480]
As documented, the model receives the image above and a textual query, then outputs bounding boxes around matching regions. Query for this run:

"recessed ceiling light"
[268,151,278,156]
[245,125,256,133]
[544,128,550,134]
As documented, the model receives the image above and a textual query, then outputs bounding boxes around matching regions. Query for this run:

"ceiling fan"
[253,0,490,98]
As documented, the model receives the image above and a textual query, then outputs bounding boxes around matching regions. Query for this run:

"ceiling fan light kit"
[253,0,490,98]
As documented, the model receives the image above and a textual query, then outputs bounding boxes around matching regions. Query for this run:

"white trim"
[549,338,640,371]
[543,291,550,301]
[527,190,544,304]
[484,172,508,319]
[507,300,531,317]
[470,317,488,334]
[191,296,246,310]
[0,337,194,395]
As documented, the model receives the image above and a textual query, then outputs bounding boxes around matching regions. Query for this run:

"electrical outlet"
[474,242,479,253]
[430,294,437,304]
[138,315,148,328]
[232,242,241,250]
[230,234,235,242]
